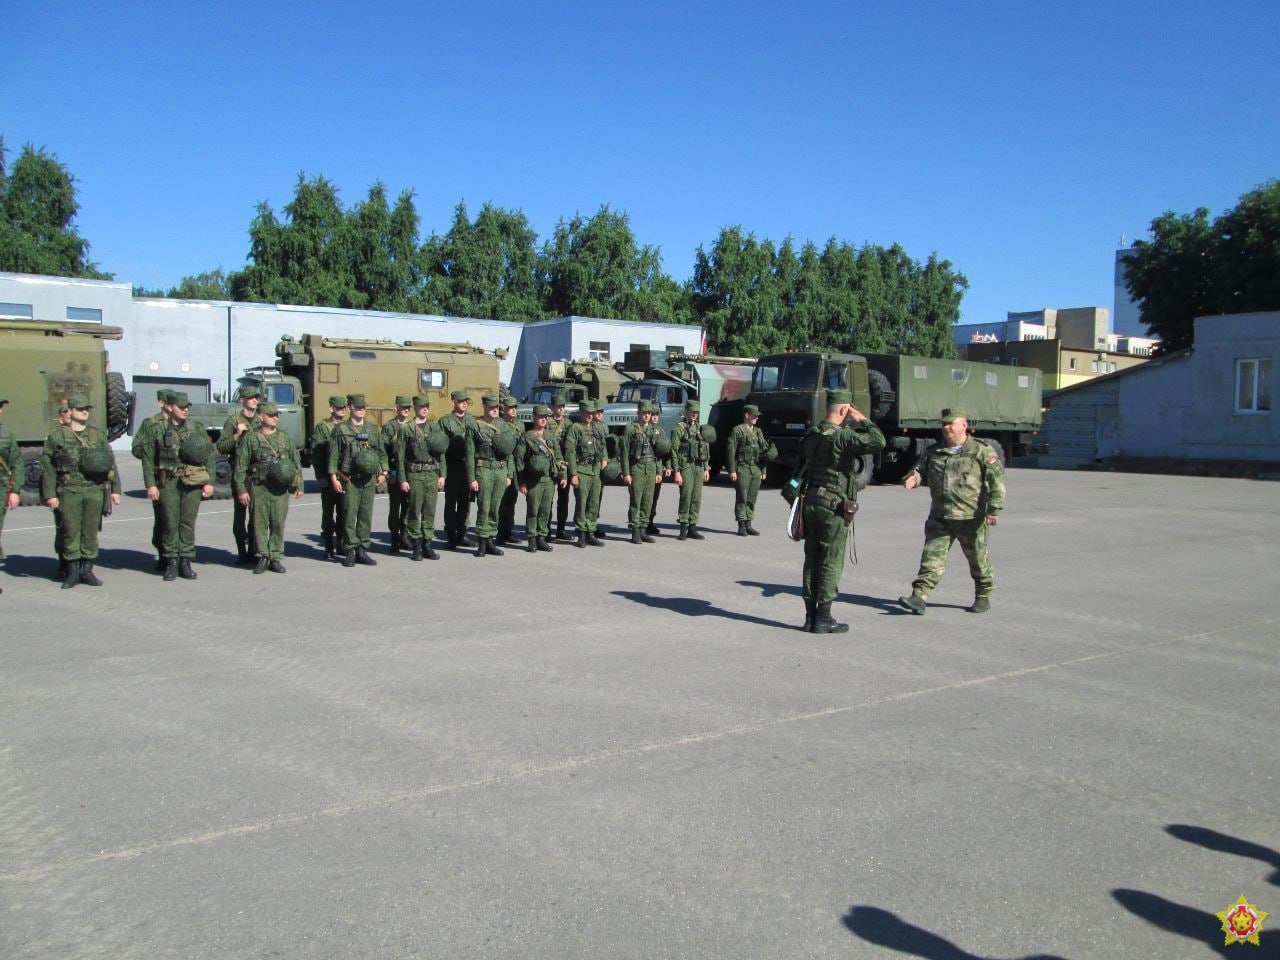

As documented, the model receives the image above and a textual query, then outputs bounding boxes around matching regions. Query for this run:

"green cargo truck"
[0,320,134,504]
[748,351,1042,486]
[516,359,635,424]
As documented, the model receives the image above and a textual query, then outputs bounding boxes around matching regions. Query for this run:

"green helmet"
[264,458,296,487]
[351,447,382,478]
[525,452,551,481]
[760,442,779,466]
[179,432,214,466]
[601,458,622,483]
[491,428,518,459]
[653,432,672,458]
[699,424,717,444]
[78,445,114,481]
[426,428,450,456]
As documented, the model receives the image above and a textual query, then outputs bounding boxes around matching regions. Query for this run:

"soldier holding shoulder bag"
[234,402,302,574]
[141,392,215,582]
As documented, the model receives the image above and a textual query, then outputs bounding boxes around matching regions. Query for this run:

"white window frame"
[1235,357,1272,414]
[588,340,611,362]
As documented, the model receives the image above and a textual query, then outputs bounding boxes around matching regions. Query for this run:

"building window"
[665,345,683,355]
[0,302,34,319]
[588,341,610,361]
[1236,358,1272,413]
[1090,361,1099,373]
[1109,362,1117,373]
[630,343,648,354]
[66,306,103,322]
[1069,358,1077,371]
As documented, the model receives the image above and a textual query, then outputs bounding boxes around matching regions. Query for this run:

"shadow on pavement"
[841,905,1070,959]
[611,590,793,630]
[1166,824,1280,886]
[1111,889,1239,957]
[736,579,902,614]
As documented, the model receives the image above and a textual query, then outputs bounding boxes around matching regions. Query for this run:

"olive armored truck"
[191,335,505,496]
[0,320,134,504]
[601,350,756,477]
[748,351,1042,486]
[516,359,635,423]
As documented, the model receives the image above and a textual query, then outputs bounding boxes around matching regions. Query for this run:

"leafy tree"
[420,202,543,320]
[0,138,110,279]
[168,268,232,300]
[1214,180,1280,317]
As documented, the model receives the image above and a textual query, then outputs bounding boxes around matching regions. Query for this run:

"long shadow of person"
[1111,889,1245,957]
[1166,824,1280,886]
[736,579,901,614]
[841,905,1070,959]
[611,590,793,630]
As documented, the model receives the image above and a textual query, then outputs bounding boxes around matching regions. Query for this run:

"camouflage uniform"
[726,417,767,532]
[138,402,216,580]
[514,411,560,551]
[382,400,412,551]
[545,405,572,538]
[565,402,605,546]
[908,437,1005,601]
[497,407,524,544]
[439,401,477,548]
[671,412,711,538]
[328,402,387,566]
[217,401,260,561]
[131,390,173,564]
[40,404,122,586]
[395,408,447,560]
[620,403,659,542]
[233,418,302,568]
[311,398,347,559]
[471,405,510,554]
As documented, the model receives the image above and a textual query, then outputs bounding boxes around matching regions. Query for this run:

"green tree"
[0,138,110,279]
[1215,180,1280,317]
[168,268,232,300]
[420,202,543,320]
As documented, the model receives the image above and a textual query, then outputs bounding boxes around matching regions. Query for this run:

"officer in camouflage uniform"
[496,395,524,546]
[310,395,348,559]
[471,393,512,557]
[382,396,413,553]
[234,402,303,574]
[547,394,573,540]
[439,390,476,549]
[898,407,1005,615]
[328,393,388,568]
[217,385,260,563]
[565,399,607,547]
[41,394,122,589]
[132,388,175,569]
[795,390,885,633]
[727,403,768,536]
[395,394,447,561]
[139,392,217,582]
[621,400,661,544]
[671,401,711,541]
[0,395,20,566]
[515,404,563,553]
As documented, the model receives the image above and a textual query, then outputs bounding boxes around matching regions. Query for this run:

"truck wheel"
[106,372,132,442]
[867,369,894,422]
[852,454,874,490]
[18,448,44,506]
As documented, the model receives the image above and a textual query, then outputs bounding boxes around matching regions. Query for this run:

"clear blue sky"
[6,0,1278,327]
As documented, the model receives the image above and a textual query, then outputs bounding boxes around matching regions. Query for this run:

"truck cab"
[748,352,872,471]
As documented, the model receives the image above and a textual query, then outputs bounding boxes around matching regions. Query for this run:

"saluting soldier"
[328,393,387,568]
[383,396,413,553]
[310,395,348,559]
[438,390,476,549]
[234,401,303,574]
[140,392,216,582]
[217,385,261,563]
[621,400,660,544]
[470,393,512,557]
[795,390,886,633]
[515,404,563,553]
[727,403,768,536]
[132,388,175,569]
[671,401,711,541]
[41,394,122,589]
[565,399,607,547]
[546,394,573,540]
[0,395,20,565]
[395,394,447,561]
[496,395,524,546]
[898,407,1005,615]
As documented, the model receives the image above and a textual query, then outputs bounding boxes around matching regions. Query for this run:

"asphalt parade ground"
[2,462,1277,959]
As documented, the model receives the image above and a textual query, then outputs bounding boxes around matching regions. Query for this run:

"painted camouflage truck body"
[516,359,635,424]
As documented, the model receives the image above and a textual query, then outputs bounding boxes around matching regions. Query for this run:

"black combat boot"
[57,559,69,580]
[487,539,505,557]
[459,533,476,548]
[812,603,849,634]
[269,560,287,573]
[235,539,251,565]
[60,560,81,590]
[587,531,604,547]
[342,549,356,568]
[508,530,523,545]
[802,601,816,632]
[80,560,103,587]
[178,559,198,580]
[527,537,537,553]
[737,521,748,536]
[537,536,553,552]
[746,523,760,536]
[640,529,655,543]
[576,530,587,548]
[424,541,439,560]
[555,522,567,540]
[411,539,424,561]
[677,524,688,540]
[163,559,178,582]
[476,538,488,558]
[645,521,660,537]
[631,528,643,544]
[324,535,336,559]
[687,526,705,540]
[253,557,269,574]
[389,535,400,554]
[356,548,377,566]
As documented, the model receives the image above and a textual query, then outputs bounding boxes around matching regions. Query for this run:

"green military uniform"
[383,398,412,552]
[902,411,1005,612]
[439,393,477,548]
[0,398,21,563]
[139,393,217,581]
[471,395,510,557]
[497,402,524,544]
[514,405,561,552]
[311,396,347,559]
[590,406,614,539]
[40,395,122,588]
[796,390,886,632]
[328,394,387,566]
[727,408,767,535]
[233,404,302,571]
[131,389,174,566]
[620,401,660,543]
[565,400,606,546]
[395,398,447,561]
[217,389,260,562]
[671,406,711,539]
[546,399,573,538]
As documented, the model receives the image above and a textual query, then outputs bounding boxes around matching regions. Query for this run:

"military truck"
[748,351,1042,486]
[601,350,756,477]
[1,320,135,504]
[516,359,635,423]
[190,334,506,497]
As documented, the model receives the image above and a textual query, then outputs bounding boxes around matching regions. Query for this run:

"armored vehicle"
[516,359,635,423]
[748,351,1042,486]
[0,319,134,504]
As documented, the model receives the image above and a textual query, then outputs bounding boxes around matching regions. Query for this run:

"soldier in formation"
[41,394,122,588]
[439,390,476,550]
[726,403,768,536]
[546,395,573,540]
[234,401,303,574]
[139,391,216,582]
[470,393,514,557]
[620,400,664,544]
[395,394,447,561]
[795,390,885,633]
[383,396,412,553]
[898,407,1004,615]
[132,388,174,569]
[671,402,711,541]
[565,399,607,547]
[0,395,20,565]
[514,404,563,553]
[218,385,260,563]
[497,396,524,546]
[310,395,348,559]
[329,393,387,567]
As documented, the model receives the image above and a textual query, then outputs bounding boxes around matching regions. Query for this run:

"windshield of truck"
[825,364,848,390]
[270,383,296,405]
[752,356,819,391]
[615,383,657,402]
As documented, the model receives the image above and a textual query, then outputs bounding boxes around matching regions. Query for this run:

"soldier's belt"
[633,455,655,464]
[476,457,505,468]
[810,487,846,512]
[407,461,439,473]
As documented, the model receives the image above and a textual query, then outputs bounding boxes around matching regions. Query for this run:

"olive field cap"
[259,402,280,416]
[481,393,501,407]
[155,388,169,401]
[532,404,552,416]
[450,390,470,403]
[329,395,348,407]
[395,395,412,407]
[347,393,367,408]
[67,394,92,409]
[827,389,853,405]
[240,386,260,399]
[171,392,191,408]
[580,400,597,414]
[940,407,967,423]
[503,396,517,408]
[551,393,567,407]
[58,401,69,413]
[412,394,431,407]
[743,404,760,416]
[684,400,698,412]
